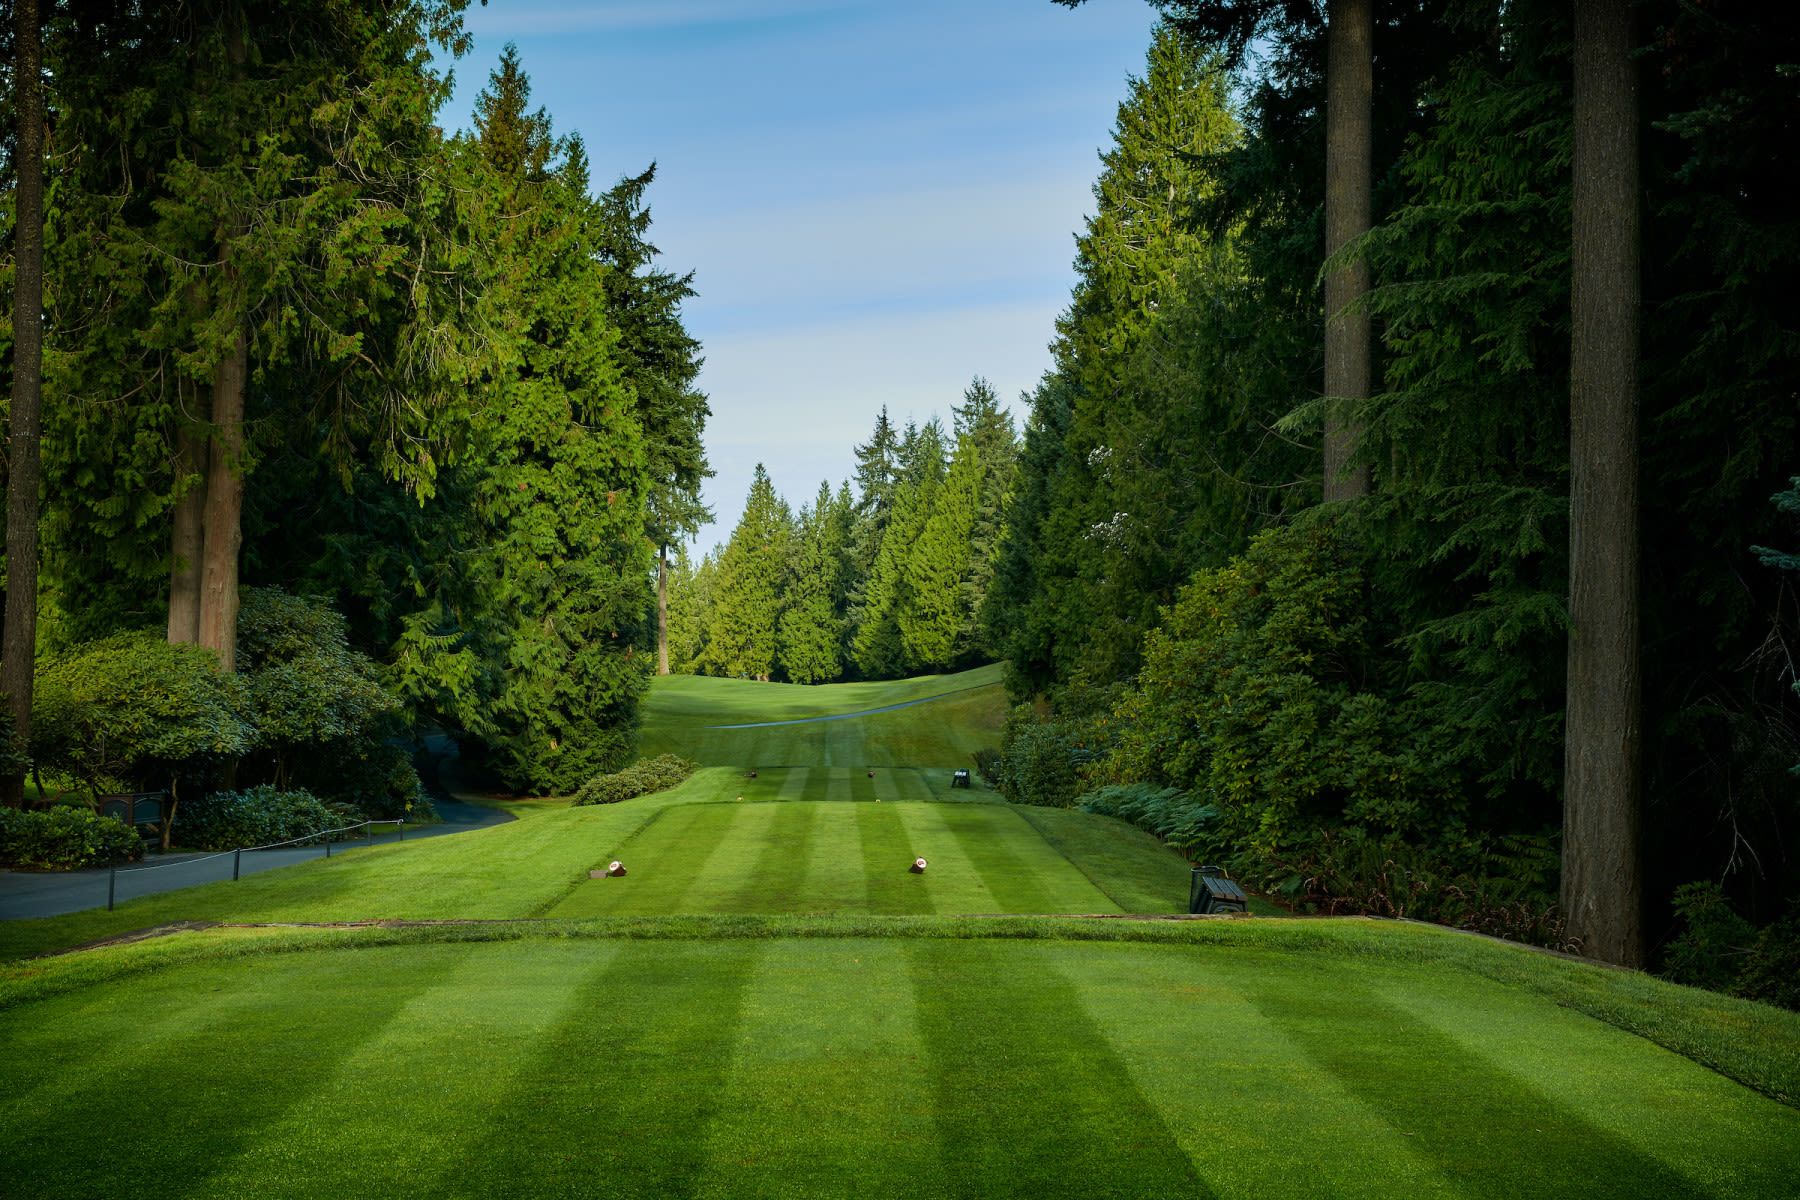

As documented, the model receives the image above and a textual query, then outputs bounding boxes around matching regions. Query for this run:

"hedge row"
[0,807,142,869]
[570,755,697,806]
[174,785,367,851]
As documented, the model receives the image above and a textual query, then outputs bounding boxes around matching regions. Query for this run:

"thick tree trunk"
[167,421,209,644]
[2,0,45,810]
[657,545,671,675]
[1322,0,1373,502]
[1563,0,1643,969]
[196,328,247,672]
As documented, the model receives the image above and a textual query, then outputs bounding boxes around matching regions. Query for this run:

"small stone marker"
[589,869,605,879]
[867,770,874,778]
[606,860,627,877]
[910,858,928,874]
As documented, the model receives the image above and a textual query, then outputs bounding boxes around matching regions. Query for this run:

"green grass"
[0,766,1192,959]
[7,665,1800,1197]
[637,663,1008,766]
[3,922,1798,1198]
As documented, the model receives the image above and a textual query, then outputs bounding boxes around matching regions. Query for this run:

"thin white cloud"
[464,1,855,37]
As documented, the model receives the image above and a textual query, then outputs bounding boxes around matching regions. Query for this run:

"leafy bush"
[570,754,697,806]
[1079,784,1217,857]
[1107,523,1464,853]
[0,807,143,869]
[995,705,1098,806]
[970,747,1003,787]
[173,785,362,851]
[237,589,422,815]
[1663,883,1800,1011]
[33,631,254,800]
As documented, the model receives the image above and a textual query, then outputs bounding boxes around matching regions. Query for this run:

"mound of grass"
[638,664,1007,766]
[2,921,1797,1198]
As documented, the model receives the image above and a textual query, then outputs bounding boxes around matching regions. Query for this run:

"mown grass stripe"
[907,939,1211,1199]
[1367,966,1800,1197]
[0,944,476,1200]
[859,801,932,914]
[187,942,620,1199]
[562,803,736,916]
[1051,943,1461,1199]
[777,767,810,801]
[824,767,852,804]
[695,940,947,1198]
[438,940,761,1198]
[1248,978,1711,1199]
[934,805,1063,913]
[798,805,866,912]
[800,766,832,802]
[893,804,998,913]
[682,802,790,911]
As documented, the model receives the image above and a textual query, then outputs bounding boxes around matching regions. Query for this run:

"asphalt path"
[0,749,512,921]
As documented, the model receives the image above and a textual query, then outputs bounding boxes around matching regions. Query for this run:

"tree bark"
[196,327,247,672]
[1322,0,1373,502]
[657,545,671,675]
[2,0,46,809]
[1563,0,1643,969]
[167,420,208,644]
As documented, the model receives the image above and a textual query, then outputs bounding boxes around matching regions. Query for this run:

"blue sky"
[446,0,1161,551]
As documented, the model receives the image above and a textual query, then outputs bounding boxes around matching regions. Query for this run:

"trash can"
[951,768,971,789]
[1189,865,1248,915]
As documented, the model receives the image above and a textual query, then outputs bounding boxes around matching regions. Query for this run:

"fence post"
[108,865,116,911]
[366,821,372,847]
[325,835,332,859]
[398,820,404,843]
[234,847,241,881]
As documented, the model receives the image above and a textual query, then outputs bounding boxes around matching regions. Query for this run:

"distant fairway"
[5,666,1800,1198]
[637,664,1008,766]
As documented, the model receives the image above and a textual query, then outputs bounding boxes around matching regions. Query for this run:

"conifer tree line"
[667,379,1017,684]
[1009,4,1799,969]
[1,2,709,797]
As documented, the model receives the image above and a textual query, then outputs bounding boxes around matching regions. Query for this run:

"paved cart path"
[0,750,510,920]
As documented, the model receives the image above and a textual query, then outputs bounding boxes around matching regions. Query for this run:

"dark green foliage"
[994,705,1091,807]
[702,466,791,680]
[237,589,417,814]
[31,631,253,798]
[778,483,849,684]
[1664,882,1800,1012]
[569,754,697,807]
[1109,523,1464,855]
[0,808,142,870]
[1078,784,1215,858]
[173,785,361,852]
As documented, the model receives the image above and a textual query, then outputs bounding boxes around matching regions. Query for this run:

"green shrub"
[995,706,1093,806]
[570,754,697,806]
[1107,523,1463,853]
[173,785,361,851]
[237,589,422,815]
[33,631,254,801]
[0,807,143,869]
[1663,883,1800,1011]
[1079,784,1217,857]
[970,747,1003,787]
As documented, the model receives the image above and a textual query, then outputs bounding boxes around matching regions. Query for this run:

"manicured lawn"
[6,666,1799,1198]
[3,923,1798,1199]
[0,768,1197,959]
[637,664,1008,766]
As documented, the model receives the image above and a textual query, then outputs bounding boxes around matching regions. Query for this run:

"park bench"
[97,791,171,843]
[1189,865,1248,915]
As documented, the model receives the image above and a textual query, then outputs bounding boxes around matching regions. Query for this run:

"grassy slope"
[0,766,1197,959]
[3,922,1798,1199]
[637,663,1008,766]
[7,666,1800,1197]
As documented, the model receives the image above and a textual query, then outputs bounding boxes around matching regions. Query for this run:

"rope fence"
[106,819,408,911]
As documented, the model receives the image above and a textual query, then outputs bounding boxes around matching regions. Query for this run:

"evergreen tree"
[902,436,982,670]
[664,543,708,674]
[703,465,791,681]
[595,162,713,676]
[777,482,847,683]
[952,378,1018,660]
